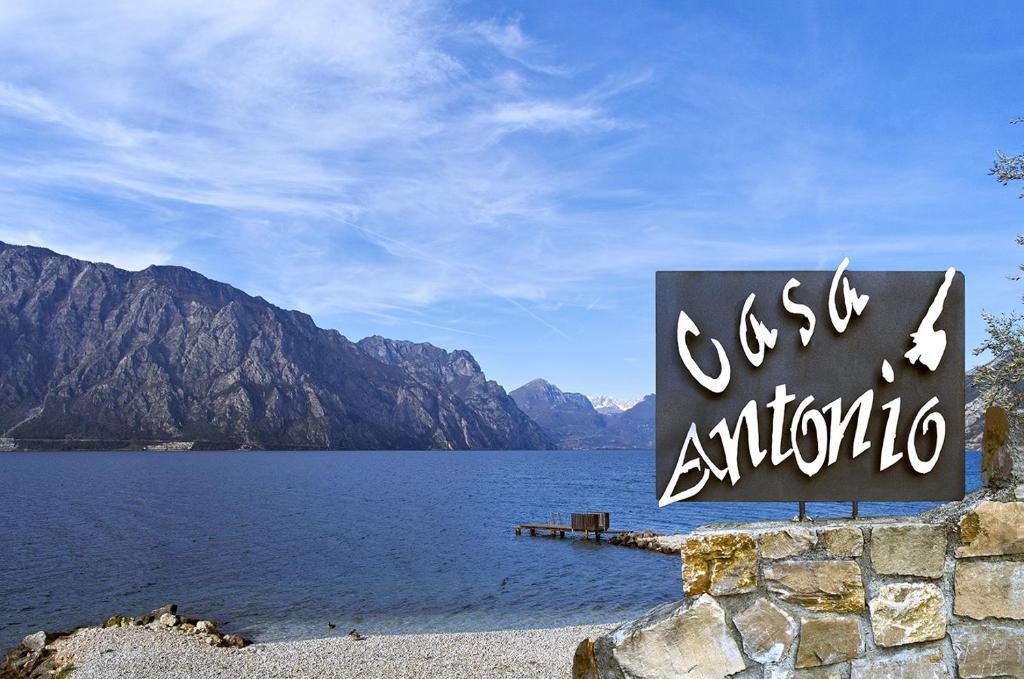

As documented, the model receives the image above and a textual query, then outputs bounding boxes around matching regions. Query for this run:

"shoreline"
[3,606,616,679]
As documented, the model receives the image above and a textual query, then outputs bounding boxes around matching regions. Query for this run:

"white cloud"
[483,101,610,132]
[468,16,570,76]
[473,17,528,53]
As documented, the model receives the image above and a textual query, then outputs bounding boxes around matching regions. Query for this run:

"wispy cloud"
[0,0,633,323]
[468,16,571,76]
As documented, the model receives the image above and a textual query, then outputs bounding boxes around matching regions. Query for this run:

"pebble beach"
[36,622,615,679]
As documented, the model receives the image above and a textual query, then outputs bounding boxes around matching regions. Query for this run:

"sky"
[0,1,1021,401]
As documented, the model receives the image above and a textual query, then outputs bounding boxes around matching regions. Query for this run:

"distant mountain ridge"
[0,242,552,451]
[510,378,654,450]
[520,370,984,452]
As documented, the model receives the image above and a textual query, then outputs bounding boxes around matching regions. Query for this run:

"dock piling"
[514,512,622,543]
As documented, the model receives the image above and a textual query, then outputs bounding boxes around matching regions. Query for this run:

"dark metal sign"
[656,262,964,503]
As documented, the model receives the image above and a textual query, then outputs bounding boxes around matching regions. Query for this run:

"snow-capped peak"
[588,395,642,414]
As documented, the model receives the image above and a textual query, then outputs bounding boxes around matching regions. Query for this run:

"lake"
[0,449,981,651]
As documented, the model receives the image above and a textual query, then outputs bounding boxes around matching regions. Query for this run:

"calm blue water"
[0,449,981,650]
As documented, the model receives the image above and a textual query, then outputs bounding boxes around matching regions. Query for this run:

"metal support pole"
[798,501,806,521]
[852,501,859,519]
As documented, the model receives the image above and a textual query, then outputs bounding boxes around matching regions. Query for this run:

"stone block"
[572,638,599,679]
[760,528,817,559]
[870,525,946,579]
[733,597,797,664]
[682,532,757,596]
[195,620,218,635]
[610,595,746,679]
[867,583,946,647]
[795,615,864,669]
[764,560,865,612]
[20,632,46,653]
[954,560,1024,620]
[956,500,1024,557]
[850,648,946,679]
[822,527,863,558]
[981,406,1015,488]
[590,634,622,679]
[953,622,1024,678]
[765,668,844,679]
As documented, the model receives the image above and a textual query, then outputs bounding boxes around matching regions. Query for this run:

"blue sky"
[0,1,1021,400]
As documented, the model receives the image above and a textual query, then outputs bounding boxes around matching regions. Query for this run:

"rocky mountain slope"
[966,368,983,449]
[0,242,552,450]
[509,379,654,449]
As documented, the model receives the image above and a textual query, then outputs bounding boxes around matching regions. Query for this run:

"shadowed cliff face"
[509,378,654,450]
[356,336,551,451]
[0,242,552,450]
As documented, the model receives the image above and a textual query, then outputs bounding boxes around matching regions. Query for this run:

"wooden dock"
[514,523,625,540]
[515,512,624,541]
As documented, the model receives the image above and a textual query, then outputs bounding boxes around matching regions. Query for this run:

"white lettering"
[908,396,944,474]
[767,384,796,465]
[822,391,873,465]
[905,268,956,371]
[659,423,712,506]
[677,310,731,393]
[782,278,816,346]
[791,396,829,477]
[879,397,903,471]
[881,359,894,383]
[709,400,766,483]
[739,293,778,367]
[828,257,870,333]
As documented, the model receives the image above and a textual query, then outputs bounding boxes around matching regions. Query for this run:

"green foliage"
[990,118,1024,198]
[975,122,1024,414]
[54,662,75,678]
[973,308,1024,413]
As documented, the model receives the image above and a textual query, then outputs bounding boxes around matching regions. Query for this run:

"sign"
[656,261,964,504]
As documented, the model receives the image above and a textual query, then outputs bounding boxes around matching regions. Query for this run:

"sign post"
[656,261,965,506]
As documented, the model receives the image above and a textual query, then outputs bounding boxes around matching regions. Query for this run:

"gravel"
[54,623,616,678]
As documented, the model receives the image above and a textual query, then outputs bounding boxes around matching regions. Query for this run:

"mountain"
[588,395,642,415]
[508,379,605,446]
[509,379,654,449]
[0,242,552,451]
[356,335,547,450]
[603,394,655,449]
[966,368,983,450]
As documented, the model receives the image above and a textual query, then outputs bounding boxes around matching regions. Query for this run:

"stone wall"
[574,411,1024,678]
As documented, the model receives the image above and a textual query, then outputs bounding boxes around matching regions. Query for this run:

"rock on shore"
[607,531,686,554]
[1,604,248,679]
